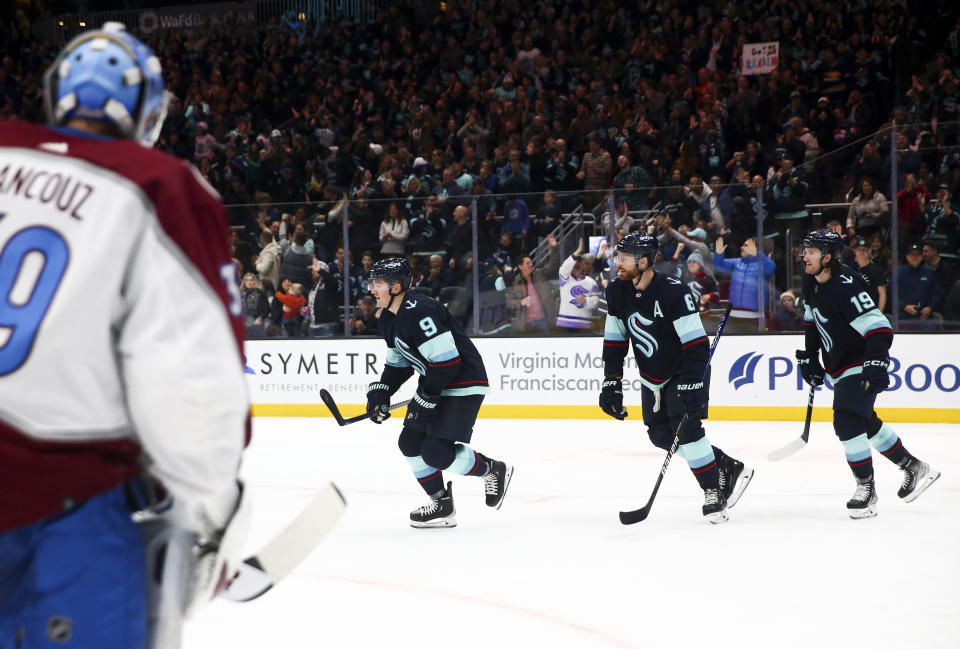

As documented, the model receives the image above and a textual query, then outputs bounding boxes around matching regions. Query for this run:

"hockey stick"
[319,388,410,426]
[619,304,733,525]
[222,481,347,602]
[767,383,815,461]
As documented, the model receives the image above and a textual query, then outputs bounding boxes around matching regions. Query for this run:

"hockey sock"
[680,437,720,489]
[867,423,911,466]
[405,455,445,497]
[841,434,874,482]
[446,445,491,477]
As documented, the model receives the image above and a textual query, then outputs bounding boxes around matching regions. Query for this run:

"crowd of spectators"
[2,0,960,335]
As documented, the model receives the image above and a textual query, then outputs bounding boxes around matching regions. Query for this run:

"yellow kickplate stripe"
[252,403,960,423]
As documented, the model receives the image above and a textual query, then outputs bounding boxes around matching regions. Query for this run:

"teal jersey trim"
[386,346,411,368]
[869,423,899,453]
[673,312,706,344]
[842,433,871,462]
[604,314,627,341]
[405,455,435,479]
[447,445,479,475]
[850,309,891,337]
[680,437,715,469]
[418,330,458,363]
[441,385,491,397]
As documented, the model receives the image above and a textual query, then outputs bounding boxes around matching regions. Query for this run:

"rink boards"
[244,333,960,423]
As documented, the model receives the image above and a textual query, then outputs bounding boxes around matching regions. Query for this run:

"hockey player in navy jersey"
[365,258,513,527]
[798,229,940,518]
[0,23,249,648]
[599,232,753,522]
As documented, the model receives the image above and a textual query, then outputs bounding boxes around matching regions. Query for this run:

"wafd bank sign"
[244,334,960,422]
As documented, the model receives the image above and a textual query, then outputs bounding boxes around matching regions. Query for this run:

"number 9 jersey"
[377,294,489,398]
[802,264,894,381]
[0,121,249,532]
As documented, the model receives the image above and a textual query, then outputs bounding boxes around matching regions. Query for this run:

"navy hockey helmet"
[616,231,659,266]
[801,229,844,259]
[369,257,413,291]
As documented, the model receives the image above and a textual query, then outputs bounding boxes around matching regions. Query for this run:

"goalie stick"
[222,481,346,602]
[767,383,815,461]
[619,304,732,526]
[319,388,410,426]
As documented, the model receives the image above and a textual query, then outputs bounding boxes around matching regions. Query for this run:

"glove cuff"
[412,390,439,410]
[601,377,622,390]
[367,382,390,394]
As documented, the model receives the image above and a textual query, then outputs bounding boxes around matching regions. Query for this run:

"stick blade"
[619,505,652,525]
[319,389,346,426]
[222,482,347,602]
[767,438,807,462]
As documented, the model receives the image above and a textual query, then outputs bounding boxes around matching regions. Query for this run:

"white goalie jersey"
[0,120,249,532]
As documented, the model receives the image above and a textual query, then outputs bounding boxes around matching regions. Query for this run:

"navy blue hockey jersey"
[802,265,893,380]
[378,294,489,397]
[603,273,709,388]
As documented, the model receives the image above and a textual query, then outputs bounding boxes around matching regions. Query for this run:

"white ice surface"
[184,418,959,649]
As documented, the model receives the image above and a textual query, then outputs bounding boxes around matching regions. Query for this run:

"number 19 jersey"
[802,265,893,380]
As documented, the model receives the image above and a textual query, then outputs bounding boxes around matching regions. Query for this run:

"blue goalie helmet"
[369,257,413,291]
[615,230,659,264]
[801,228,844,258]
[43,22,169,147]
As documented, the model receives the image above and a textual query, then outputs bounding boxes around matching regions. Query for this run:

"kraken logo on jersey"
[626,312,659,358]
[688,281,704,300]
[812,308,833,352]
[394,337,427,375]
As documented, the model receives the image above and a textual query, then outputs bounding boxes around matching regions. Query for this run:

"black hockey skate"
[847,479,878,519]
[410,482,456,528]
[702,487,729,524]
[718,454,754,509]
[898,458,940,503]
[483,459,514,509]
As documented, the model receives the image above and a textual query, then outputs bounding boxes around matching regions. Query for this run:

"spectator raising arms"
[556,238,602,331]
[506,234,561,334]
[713,236,776,331]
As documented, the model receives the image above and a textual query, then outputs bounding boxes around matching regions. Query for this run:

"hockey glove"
[675,375,708,414]
[138,479,249,623]
[366,382,392,423]
[795,350,825,387]
[405,388,440,424]
[861,356,890,395]
[599,378,627,420]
